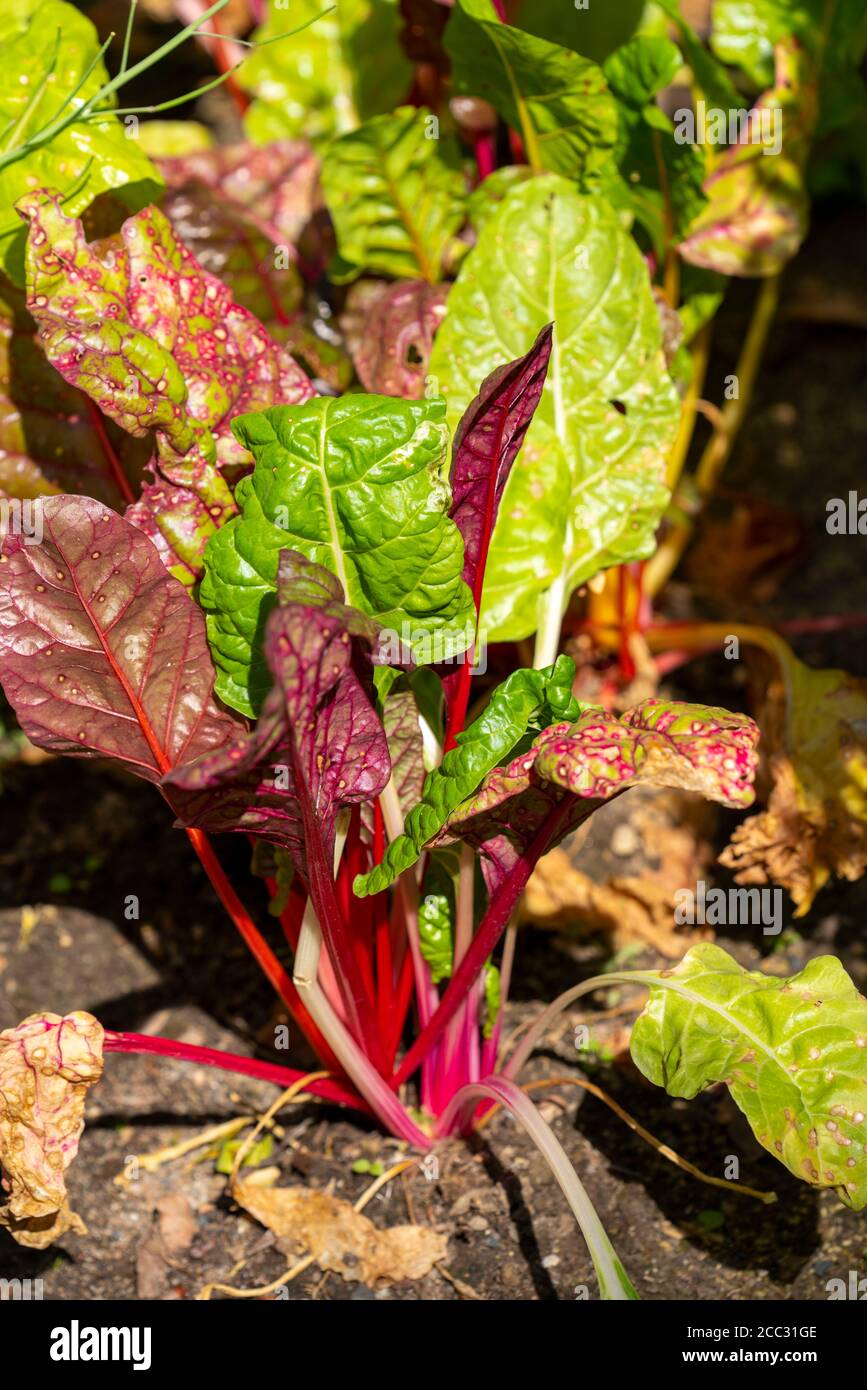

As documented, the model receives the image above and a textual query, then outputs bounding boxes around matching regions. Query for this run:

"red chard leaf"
[341,280,449,398]
[0,496,239,805]
[449,322,554,609]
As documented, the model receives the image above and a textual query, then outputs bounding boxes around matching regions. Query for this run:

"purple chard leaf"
[0,495,240,809]
[157,139,328,265]
[449,322,554,610]
[441,322,553,745]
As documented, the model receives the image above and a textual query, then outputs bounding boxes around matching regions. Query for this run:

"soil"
[1,200,866,1301]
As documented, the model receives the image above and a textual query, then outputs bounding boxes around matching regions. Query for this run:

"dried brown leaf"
[233,1181,448,1284]
[721,653,867,915]
[0,1011,103,1248]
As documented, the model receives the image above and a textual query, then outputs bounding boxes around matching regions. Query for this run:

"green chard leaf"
[418,863,455,985]
[0,0,162,285]
[201,394,475,718]
[354,655,580,896]
[445,0,618,182]
[482,964,501,1039]
[321,107,466,282]
[632,944,867,1210]
[510,0,646,62]
[601,36,707,253]
[238,0,412,145]
[428,175,680,644]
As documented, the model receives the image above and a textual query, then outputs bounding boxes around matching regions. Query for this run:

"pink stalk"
[441,844,476,1092]
[103,1031,365,1110]
[380,779,438,1110]
[392,798,579,1089]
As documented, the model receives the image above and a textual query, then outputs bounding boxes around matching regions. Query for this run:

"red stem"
[186,828,299,1009]
[103,1031,366,1111]
[391,797,578,1088]
[84,398,135,507]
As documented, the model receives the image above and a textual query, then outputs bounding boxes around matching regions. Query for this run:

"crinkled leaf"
[321,107,466,282]
[239,0,412,145]
[0,0,162,284]
[354,655,580,895]
[0,1011,103,1248]
[341,279,448,397]
[201,395,475,718]
[433,699,760,892]
[631,943,867,1210]
[428,175,680,642]
[445,0,618,182]
[678,42,812,276]
[20,192,313,580]
[0,276,146,506]
[448,322,553,608]
[720,650,867,916]
[0,495,239,805]
[21,193,313,472]
[165,581,391,872]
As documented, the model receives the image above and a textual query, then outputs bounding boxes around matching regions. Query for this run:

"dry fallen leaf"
[524,791,714,958]
[0,1011,104,1248]
[233,1181,448,1284]
[721,652,867,915]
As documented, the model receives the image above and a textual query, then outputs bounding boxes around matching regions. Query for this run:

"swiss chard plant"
[1,0,866,1297]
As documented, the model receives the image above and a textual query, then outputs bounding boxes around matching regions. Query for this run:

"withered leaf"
[233,1181,448,1284]
[0,1011,104,1248]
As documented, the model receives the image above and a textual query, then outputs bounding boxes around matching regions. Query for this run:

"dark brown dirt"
[1,201,866,1302]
